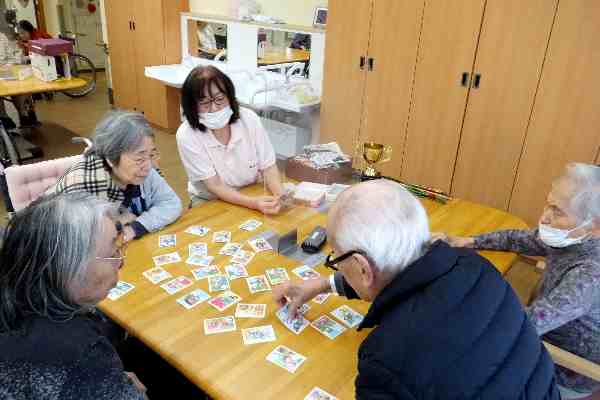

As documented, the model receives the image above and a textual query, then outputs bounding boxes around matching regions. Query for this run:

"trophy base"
[360,172,383,182]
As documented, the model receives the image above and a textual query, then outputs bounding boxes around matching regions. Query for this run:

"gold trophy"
[360,142,392,181]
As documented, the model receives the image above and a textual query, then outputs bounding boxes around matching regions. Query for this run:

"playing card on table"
[247,237,273,253]
[292,265,321,280]
[142,266,172,284]
[276,304,310,334]
[158,234,176,248]
[331,305,364,328]
[304,387,338,400]
[225,263,248,280]
[246,275,271,294]
[186,255,214,267]
[204,316,236,335]
[177,289,210,309]
[266,345,307,373]
[160,276,194,295]
[235,303,266,318]
[191,265,221,280]
[298,303,311,315]
[208,274,230,292]
[239,219,262,231]
[107,281,135,300]
[213,230,231,243]
[231,250,255,266]
[311,315,346,339]
[313,293,331,304]
[188,242,208,257]
[219,242,242,256]
[153,252,181,267]
[208,291,242,311]
[185,225,210,237]
[242,325,276,345]
[265,267,289,285]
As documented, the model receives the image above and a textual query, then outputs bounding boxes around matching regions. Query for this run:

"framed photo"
[313,7,328,28]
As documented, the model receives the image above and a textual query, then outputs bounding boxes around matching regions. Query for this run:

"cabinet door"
[105,0,138,110]
[359,0,424,179]
[319,0,371,157]
[451,0,557,209]
[509,0,600,225]
[401,0,485,192]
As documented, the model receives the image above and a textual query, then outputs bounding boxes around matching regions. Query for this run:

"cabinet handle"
[460,72,470,87]
[368,57,374,71]
[359,56,366,70]
[472,73,481,89]
[132,21,136,31]
[128,21,132,30]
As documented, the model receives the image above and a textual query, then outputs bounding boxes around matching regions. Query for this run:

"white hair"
[331,179,430,277]
[561,163,600,223]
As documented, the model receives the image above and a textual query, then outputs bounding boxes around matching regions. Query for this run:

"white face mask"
[199,106,233,130]
[538,220,591,248]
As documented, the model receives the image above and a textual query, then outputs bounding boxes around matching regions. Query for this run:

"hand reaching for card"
[429,232,474,248]
[255,196,281,215]
[273,278,330,320]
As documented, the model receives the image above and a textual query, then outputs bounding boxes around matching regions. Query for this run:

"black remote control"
[301,226,327,254]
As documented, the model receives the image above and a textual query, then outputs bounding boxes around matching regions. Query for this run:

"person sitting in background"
[16,19,51,54]
[176,65,284,213]
[48,110,182,242]
[289,33,311,50]
[274,179,560,399]
[0,193,147,400]
[433,162,600,399]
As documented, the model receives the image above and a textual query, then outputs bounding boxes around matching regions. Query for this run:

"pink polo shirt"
[176,107,276,197]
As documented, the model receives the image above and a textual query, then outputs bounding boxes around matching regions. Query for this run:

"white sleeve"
[176,125,217,183]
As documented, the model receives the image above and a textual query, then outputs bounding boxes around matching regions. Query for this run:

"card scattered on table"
[331,305,364,328]
[304,387,338,400]
[208,291,242,312]
[186,255,214,267]
[235,303,266,318]
[311,315,346,339]
[276,304,310,334]
[107,281,135,300]
[225,263,248,280]
[231,250,255,266]
[204,316,236,335]
[213,230,231,243]
[266,345,306,373]
[292,265,321,280]
[153,252,181,267]
[247,275,271,293]
[208,274,230,292]
[160,276,194,295]
[177,289,210,309]
[239,219,262,231]
[188,242,208,257]
[242,325,276,345]
[265,267,289,285]
[142,266,172,284]
[313,293,331,304]
[158,234,176,248]
[192,265,221,280]
[248,237,273,253]
[219,242,242,256]
[185,225,210,237]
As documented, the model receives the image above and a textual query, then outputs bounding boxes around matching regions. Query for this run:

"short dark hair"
[181,66,240,132]
[18,20,34,33]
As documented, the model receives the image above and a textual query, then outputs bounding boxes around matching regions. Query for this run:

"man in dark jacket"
[274,179,560,399]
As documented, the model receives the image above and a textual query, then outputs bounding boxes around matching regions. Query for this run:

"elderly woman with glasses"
[48,110,182,242]
[176,66,284,213]
[0,193,148,399]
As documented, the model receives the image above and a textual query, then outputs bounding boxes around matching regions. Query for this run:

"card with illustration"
[242,325,276,345]
[266,345,307,373]
[177,289,210,310]
[331,305,364,328]
[186,255,214,267]
[107,281,135,300]
[160,276,194,295]
[191,265,221,280]
[204,316,236,335]
[219,242,242,256]
[265,267,289,285]
[188,242,208,257]
[208,274,230,292]
[207,291,242,312]
[304,387,338,400]
[248,237,273,253]
[231,250,255,266]
[224,263,248,280]
[313,293,331,305]
[158,234,176,248]
[153,252,181,267]
[235,303,266,318]
[292,265,321,280]
[246,275,271,294]
[276,304,310,335]
[213,230,231,243]
[311,315,346,340]
[185,225,210,237]
[239,219,262,231]
[142,266,172,284]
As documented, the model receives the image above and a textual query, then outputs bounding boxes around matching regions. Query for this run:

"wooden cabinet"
[105,0,188,129]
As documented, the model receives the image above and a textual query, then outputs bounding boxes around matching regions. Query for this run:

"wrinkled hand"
[122,225,136,243]
[430,232,474,248]
[255,196,281,215]
[273,278,330,320]
[125,371,147,398]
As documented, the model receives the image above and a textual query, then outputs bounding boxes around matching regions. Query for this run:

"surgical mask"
[538,220,591,248]
[199,106,233,130]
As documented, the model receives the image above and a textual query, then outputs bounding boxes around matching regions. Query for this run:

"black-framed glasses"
[198,93,228,110]
[324,250,365,271]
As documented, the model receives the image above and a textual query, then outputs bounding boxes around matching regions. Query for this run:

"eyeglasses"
[324,250,365,271]
[129,150,160,167]
[198,94,228,110]
[96,221,127,265]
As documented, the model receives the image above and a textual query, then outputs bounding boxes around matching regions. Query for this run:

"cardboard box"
[285,156,353,185]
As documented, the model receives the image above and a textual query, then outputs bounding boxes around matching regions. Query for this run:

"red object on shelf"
[87,3,97,13]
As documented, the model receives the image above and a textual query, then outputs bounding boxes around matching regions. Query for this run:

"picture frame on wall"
[313,7,327,28]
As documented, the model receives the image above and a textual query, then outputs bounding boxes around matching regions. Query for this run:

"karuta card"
[142,266,172,284]
[265,267,289,285]
[213,230,231,243]
[247,237,273,253]
[186,255,214,267]
[191,265,221,280]
[208,274,230,292]
[231,250,255,266]
[246,275,271,294]
[239,219,262,231]
[153,252,181,267]
[242,325,276,345]
[224,263,248,280]
[292,265,321,280]
[235,303,266,318]
[204,316,236,335]
[276,304,310,334]
[208,291,242,312]
[177,289,210,309]
[107,281,135,300]
[266,345,307,373]
[188,242,208,257]
[331,305,364,328]
[313,293,331,304]
[311,315,346,339]
[185,225,210,237]
[160,276,194,295]
[304,387,338,400]
[298,303,311,315]
[219,242,242,256]
[158,234,176,248]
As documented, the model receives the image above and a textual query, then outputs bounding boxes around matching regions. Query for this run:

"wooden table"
[258,48,310,66]
[0,65,86,97]
[98,187,527,400]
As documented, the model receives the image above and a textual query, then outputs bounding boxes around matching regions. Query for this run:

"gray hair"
[89,110,154,165]
[0,193,116,332]
[331,179,430,277]
[560,163,600,223]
